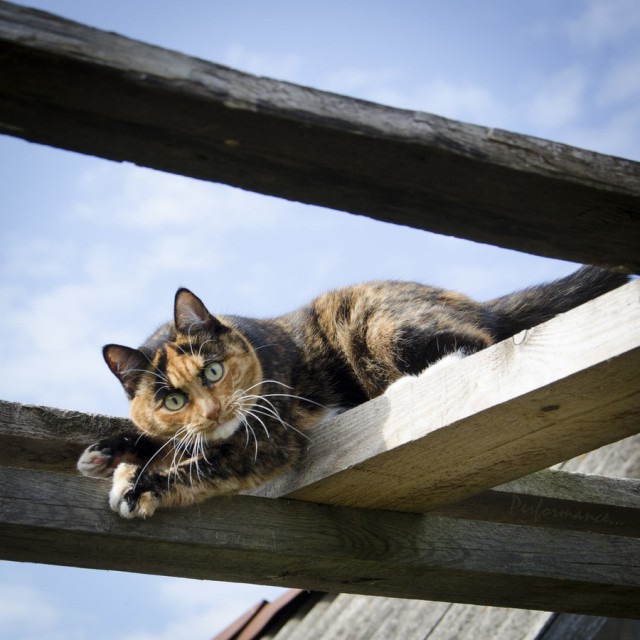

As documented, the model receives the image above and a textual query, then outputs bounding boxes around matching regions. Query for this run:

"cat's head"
[103,288,262,442]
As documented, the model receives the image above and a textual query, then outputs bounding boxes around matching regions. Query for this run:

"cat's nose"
[199,399,220,421]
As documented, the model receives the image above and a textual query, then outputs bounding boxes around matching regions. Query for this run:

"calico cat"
[78,266,628,518]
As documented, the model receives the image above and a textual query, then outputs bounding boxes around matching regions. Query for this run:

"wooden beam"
[1,466,639,618]
[0,1,638,270]
[254,280,640,511]
[0,400,131,474]
[432,470,640,538]
[1,399,638,538]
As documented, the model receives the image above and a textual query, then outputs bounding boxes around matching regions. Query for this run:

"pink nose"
[200,400,220,421]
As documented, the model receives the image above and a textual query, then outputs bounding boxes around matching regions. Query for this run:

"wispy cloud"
[598,48,640,108]
[0,583,64,640]
[121,579,286,640]
[569,0,640,48]
[0,164,292,413]
[224,43,303,80]
[526,66,588,130]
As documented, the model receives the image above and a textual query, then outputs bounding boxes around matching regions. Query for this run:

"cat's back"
[279,280,490,398]
[306,279,483,333]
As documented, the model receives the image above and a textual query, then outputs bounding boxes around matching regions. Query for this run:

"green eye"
[203,361,224,383]
[163,392,187,411]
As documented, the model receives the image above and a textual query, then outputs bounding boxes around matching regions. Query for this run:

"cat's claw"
[109,463,159,519]
[77,444,120,479]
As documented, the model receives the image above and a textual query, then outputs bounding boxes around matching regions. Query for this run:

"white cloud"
[324,66,504,127]
[0,166,271,413]
[0,162,310,412]
[412,79,502,126]
[0,584,62,639]
[73,164,282,233]
[552,105,640,161]
[224,43,303,80]
[121,579,286,640]
[322,66,408,107]
[598,49,640,107]
[527,66,588,130]
[569,0,640,48]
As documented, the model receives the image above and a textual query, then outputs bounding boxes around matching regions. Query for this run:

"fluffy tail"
[485,266,629,342]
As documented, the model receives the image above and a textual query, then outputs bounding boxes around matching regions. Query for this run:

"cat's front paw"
[109,463,159,519]
[77,443,120,478]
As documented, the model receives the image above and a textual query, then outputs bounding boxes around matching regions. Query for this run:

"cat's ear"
[174,288,226,335]
[103,344,149,398]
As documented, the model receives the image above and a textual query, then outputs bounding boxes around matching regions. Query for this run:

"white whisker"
[239,406,271,439]
[238,414,259,460]
[246,405,312,442]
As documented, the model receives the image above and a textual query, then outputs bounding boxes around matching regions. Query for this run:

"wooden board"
[260,435,640,640]
[0,1,639,270]
[1,396,638,537]
[0,400,131,474]
[254,280,640,511]
[1,465,639,618]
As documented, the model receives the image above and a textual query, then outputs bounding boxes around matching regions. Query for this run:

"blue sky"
[1,1,639,638]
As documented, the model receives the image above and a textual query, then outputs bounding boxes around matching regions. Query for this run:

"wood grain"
[0,400,132,473]
[1,398,637,537]
[0,1,638,270]
[1,466,639,618]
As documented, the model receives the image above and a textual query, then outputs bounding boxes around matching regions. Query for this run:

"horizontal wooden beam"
[0,1,638,270]
[0,400,131,474]
[1,466,639,618]
[254,280,640,511]
[432,470,640,538]
[1,399,638,538]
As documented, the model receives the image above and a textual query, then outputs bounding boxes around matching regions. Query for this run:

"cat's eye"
[163,392,187,411]
[203,361,224,383]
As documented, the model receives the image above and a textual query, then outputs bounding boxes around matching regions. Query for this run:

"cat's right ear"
[174,288,226,335]
[103,344,149,398]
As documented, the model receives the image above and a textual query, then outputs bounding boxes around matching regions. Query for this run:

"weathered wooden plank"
[271,436,640,640]
[1,397,637,537]
[536,614,608,640]
[0,400,131,474]
[1,466,639,618]
[254,280,640,510]
[432,470,640,538]
[0,1,638,270]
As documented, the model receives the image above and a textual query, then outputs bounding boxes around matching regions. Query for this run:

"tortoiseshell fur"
[78,266,628,518]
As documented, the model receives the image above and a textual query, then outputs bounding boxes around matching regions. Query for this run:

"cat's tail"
[484,265,630,342]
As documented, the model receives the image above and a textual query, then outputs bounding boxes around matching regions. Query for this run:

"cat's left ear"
[174,288,226,335]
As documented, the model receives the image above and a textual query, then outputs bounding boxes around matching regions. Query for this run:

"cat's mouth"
[203,416,242,442]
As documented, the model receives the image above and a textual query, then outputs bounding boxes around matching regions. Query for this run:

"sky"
[1,1,639,638]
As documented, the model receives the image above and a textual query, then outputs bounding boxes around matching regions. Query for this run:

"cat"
[77,266,628,518]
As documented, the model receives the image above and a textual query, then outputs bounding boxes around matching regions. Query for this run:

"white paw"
[421,349,467,375]
[385,350,468,397]
[384,374,417,396]
[109,463,159,519]
[77,445,117,479]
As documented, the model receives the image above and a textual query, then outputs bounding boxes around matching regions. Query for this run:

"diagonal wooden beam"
[253,280,640,511]
[1,466,639,618]
[0,1,638,270]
